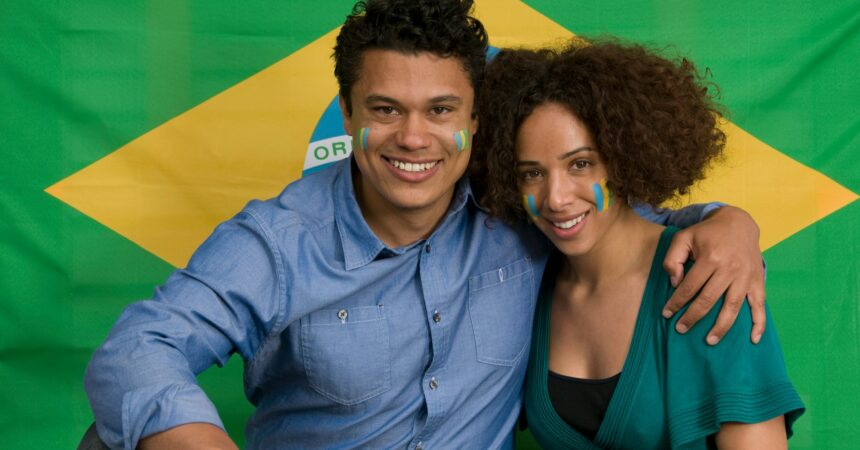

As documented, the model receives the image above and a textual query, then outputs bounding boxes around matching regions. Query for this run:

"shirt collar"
[333,156,477,270]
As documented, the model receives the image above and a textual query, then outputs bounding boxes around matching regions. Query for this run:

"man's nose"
[395,114,432,150]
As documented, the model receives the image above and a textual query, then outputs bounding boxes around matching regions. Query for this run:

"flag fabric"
[1,1,856,448]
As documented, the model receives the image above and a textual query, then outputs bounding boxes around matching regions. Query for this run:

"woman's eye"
[520,169,542,181]
[572,159,591,170]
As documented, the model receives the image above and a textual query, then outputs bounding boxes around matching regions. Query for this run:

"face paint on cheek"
[591,179,613,212]
[453,129,469,152]
[522,194,540,222]
[352,127,370,151]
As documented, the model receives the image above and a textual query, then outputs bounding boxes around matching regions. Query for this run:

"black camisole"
[546,370,620,441]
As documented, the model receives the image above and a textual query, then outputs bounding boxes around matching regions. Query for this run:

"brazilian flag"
[1,1,856,448]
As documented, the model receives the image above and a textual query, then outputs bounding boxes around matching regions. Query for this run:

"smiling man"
[83,1,766,449]
[342,49,477,247]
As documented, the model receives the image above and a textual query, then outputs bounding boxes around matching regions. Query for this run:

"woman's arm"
[715,416,787,450]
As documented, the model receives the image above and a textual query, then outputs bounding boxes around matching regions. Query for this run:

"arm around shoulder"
[661,205,766,344]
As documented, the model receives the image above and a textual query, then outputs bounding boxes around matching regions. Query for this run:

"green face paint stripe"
[602,179,613,208]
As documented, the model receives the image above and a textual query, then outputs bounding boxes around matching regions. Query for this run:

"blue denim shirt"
[84,157,712,449]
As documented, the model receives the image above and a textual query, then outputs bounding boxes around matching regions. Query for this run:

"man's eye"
[376,106,397,115]
[431,106,451,115]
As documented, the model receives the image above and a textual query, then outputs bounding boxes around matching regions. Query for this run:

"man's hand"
[138,423,238,450]
[661,206,766,345]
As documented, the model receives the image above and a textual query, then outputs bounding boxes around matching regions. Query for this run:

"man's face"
[341,49,477,223]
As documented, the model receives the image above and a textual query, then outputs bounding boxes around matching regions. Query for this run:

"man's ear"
[471,112,479,136]
[339,96,353,135]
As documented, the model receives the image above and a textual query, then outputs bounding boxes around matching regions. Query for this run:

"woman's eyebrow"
[558,146,595,160]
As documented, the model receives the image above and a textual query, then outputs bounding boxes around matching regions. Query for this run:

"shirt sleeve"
[664,297,805,448]
[84,207,285,449]
[633,202,726,228]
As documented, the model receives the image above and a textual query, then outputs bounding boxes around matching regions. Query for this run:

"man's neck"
[354,176,457,249]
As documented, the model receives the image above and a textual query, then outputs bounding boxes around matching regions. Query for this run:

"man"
[84,0,766,448]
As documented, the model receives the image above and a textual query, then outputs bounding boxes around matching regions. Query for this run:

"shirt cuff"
[115,382,225,450]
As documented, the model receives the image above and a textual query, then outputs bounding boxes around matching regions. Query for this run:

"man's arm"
[138,423,238,450]
[661,206,765,345]
[84,209,282,449]
[635,203,765,345]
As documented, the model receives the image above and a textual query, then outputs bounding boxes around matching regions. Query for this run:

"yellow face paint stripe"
[592,179,612,212]
[454,129,469,152]
[522,194,540,221]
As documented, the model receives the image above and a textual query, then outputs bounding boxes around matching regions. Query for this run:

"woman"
[473,41,804,448]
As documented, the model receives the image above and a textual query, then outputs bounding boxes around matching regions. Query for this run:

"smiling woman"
[473,39,805,449]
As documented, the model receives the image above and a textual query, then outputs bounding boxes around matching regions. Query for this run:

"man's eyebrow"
[364,95,401,105]
[365,94,463,105]
[429,95,462,104]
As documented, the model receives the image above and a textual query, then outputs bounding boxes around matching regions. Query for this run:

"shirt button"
[416,442,424,450]
[425,244,431,253]
[337,309,348,321]
[433,311,441,323]
[429,377,438,390]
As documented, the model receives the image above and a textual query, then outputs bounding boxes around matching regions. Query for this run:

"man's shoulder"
[242,164,341,234]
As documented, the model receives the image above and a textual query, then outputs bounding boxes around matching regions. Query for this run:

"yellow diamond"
[45,0,858,267]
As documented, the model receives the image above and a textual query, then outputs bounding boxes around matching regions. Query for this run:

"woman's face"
[515,102,620,257]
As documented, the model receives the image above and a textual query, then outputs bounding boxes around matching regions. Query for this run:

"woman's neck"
[559,207,664,291]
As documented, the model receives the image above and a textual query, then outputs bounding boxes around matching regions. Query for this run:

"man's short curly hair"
[334,0,488,115]
[471,39,726,223]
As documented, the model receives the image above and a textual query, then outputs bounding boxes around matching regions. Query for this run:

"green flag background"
[1,1,857,448]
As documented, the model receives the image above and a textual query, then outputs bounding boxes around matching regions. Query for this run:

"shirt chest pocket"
[468,257,535,366]
[300,305,391,405]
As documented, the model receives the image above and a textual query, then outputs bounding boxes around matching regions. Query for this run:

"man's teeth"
[553,213,586,229]
[390,159,438,172]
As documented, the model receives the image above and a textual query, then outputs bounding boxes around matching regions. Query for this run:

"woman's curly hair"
[471,39,726,223]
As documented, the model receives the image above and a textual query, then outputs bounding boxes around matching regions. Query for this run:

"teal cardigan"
[524,227,804,449]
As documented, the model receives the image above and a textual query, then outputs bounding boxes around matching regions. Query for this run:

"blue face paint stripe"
[592,182,605,212]
[454,129,468,152]
[522,194,540,221]
[360,127,369,151]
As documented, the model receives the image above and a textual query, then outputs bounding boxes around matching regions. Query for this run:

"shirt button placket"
[420,238,443,444]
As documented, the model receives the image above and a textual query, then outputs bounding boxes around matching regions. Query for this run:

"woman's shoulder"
[658,277,805,446]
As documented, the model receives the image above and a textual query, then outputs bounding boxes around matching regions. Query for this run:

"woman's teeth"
[553,213,586,229]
